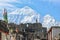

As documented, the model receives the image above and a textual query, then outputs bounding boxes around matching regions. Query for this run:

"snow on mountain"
[42,14,60,30]
[55,22,60,26]
[8,6,60,29]
[8,6,40,24]
[42,14,56,29]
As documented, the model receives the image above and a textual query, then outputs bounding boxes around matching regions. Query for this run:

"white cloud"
[0,0,33,4]
[0,0,18,14]
[0,3,15,8]
[0,0,33,14]
[0,0,18,3]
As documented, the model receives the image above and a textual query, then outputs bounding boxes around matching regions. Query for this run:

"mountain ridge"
[8,6,40,24]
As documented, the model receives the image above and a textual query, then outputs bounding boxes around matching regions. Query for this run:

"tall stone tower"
[3,8,8,23]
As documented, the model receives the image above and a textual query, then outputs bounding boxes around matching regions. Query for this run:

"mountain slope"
[42,14,60,30]
[8,6,40,24]
[8,6,60,29]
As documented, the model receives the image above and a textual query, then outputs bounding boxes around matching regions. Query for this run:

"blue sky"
[14,0,60,21]
[0,0,60,21]
[0,0,60,23]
